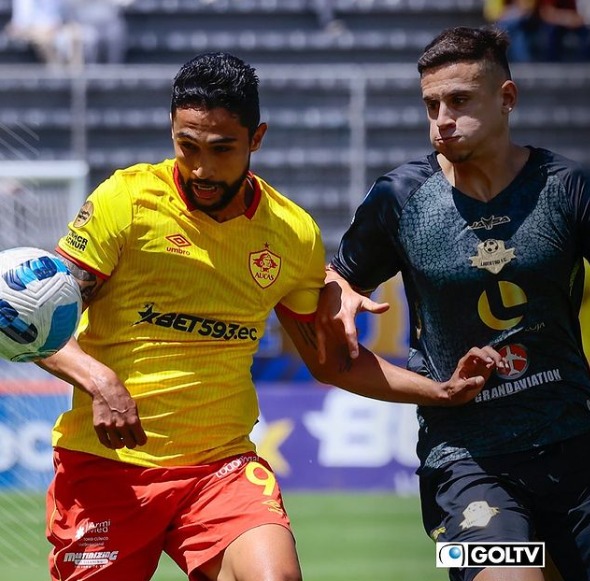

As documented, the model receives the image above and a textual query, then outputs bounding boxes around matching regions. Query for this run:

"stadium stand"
[0,0,589,254]
[121,0,485,65]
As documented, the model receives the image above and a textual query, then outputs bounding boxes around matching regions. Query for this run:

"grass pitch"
[0,491,446,581]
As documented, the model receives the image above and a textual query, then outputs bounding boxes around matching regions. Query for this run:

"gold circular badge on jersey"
[73,201,94,228]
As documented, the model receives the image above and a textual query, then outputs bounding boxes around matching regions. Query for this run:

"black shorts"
[420,430,590,581]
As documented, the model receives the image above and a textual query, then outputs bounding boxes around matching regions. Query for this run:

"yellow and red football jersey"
[53,159,325,467]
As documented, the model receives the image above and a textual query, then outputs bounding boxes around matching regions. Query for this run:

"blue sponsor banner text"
[0,381,420,492]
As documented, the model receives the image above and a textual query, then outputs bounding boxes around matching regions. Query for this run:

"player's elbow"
[305,355,349,386]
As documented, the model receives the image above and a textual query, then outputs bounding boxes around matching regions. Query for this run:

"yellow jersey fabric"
[53,159,325,467]
[580,260,590,358]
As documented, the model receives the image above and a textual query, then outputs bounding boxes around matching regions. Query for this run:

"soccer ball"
[0,247,82,362]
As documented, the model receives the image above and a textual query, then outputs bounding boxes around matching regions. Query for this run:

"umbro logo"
[166,234,190,247]
[166,234,190,255]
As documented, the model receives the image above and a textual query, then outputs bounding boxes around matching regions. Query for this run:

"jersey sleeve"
[571,168,590,260]
[331,177,404,292]
[276,218,326,319]
[540,149,590,260]
[56,173,133,278]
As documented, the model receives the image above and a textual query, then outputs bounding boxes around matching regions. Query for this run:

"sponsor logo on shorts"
[215,455,258,478]
[436,542,544,568]
[429,526,446,541]
[263,499,285,516]
[460,501,499,530]
[75,519,111,540]
[63,550,119,567]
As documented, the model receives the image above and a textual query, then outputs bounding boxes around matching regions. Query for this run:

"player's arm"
[38,338,146,449]
[59,257,105,309]
[276,307,504,406]
[316,265,390,363]
[37,259,147,450]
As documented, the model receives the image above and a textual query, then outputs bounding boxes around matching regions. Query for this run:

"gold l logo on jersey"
[478,281,527,330]
[469,239,516,274]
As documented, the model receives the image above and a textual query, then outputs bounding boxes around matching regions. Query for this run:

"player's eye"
[179,141,198,152]
[424,101,439,114]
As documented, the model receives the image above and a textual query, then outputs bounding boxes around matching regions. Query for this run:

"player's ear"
[501,80,517,114]
[250,123,267,152]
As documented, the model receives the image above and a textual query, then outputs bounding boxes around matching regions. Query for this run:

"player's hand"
[438,346,507,405]
[316,269,389,364]
[35,338,147,449]
[90,370,147,449]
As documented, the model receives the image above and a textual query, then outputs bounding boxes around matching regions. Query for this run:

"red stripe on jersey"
[275,302,316,322]
[55,247,109,280]
[244,173,261,219]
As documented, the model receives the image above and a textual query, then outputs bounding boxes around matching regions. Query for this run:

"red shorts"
[47,448,293,581]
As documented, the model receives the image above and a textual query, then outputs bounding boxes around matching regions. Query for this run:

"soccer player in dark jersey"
[316,25,590,581]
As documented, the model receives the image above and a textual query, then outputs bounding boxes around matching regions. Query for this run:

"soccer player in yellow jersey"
[38,52,504,581]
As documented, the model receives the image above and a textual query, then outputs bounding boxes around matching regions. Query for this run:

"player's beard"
[183,162,250,214]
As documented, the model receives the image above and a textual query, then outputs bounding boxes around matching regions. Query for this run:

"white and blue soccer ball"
[0,247,82,362]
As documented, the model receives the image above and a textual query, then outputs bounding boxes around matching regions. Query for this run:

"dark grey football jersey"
[332,147,590,470]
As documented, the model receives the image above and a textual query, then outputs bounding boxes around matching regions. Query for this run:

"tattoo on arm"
[295,320,352,373]
[339,356,352,373]
[62,259,101,304]
[296,321,317,350]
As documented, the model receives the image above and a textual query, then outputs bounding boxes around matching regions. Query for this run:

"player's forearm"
[315,345,453,406]
[36,337,117,399]
[38,337,145,449]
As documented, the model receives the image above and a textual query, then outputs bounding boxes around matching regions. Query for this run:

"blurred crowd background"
[4,1,590,67]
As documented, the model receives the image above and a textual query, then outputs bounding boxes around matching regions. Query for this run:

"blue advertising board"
[252,384,420,492]
[0,379,420,492]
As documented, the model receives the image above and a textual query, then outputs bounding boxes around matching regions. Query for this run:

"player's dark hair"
[171,52,261,136]
[417,26,512,80]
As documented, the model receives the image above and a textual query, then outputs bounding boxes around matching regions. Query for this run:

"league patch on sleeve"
[73,201,94,228]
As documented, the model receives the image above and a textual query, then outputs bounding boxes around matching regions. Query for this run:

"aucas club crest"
[249,247,281,289]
